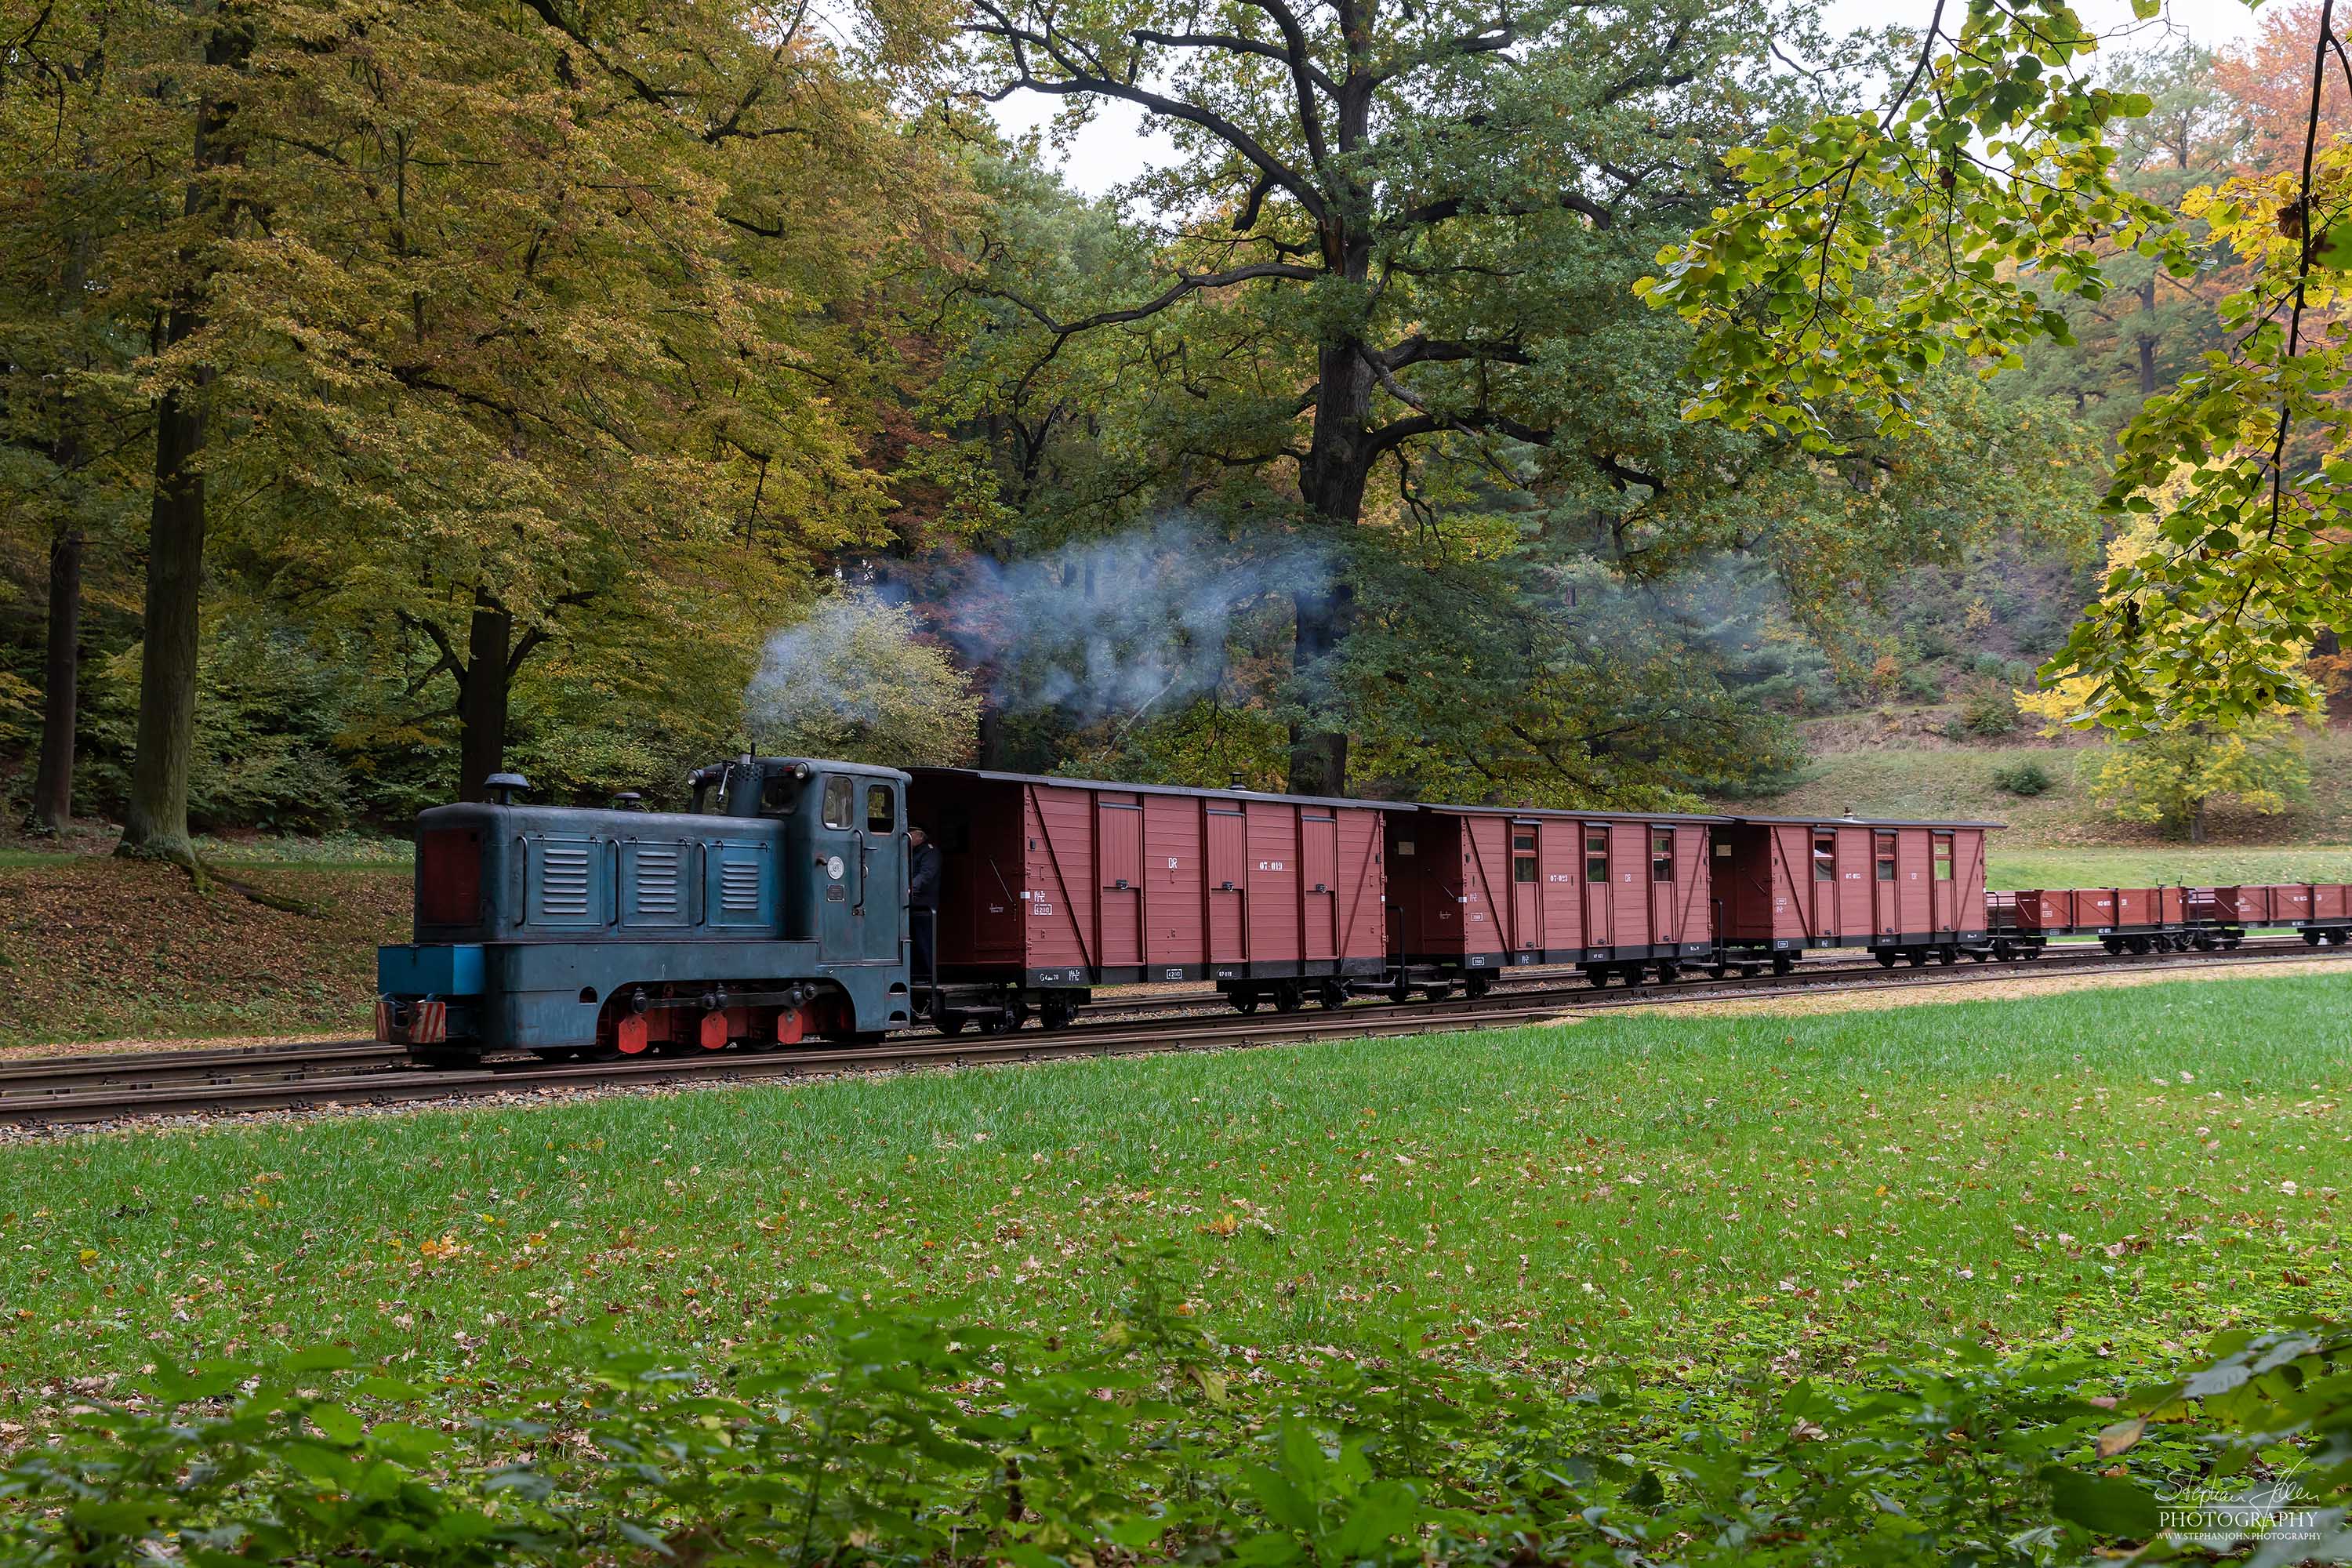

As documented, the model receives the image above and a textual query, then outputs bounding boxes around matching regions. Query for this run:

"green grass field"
[1991,844,2352,888]
[3,971,2347,1415]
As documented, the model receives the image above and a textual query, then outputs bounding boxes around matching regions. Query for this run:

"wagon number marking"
[1258,859,1284,871]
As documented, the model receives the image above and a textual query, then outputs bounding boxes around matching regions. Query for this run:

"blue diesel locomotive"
[376,758,915,1062]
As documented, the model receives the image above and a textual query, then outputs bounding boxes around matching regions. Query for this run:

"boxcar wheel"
[1318,979,1349,1010]
[1617,965,1645,988]
[1584,968,1609,989]
[1654,961,1679,984]
[2305,929,2325,946]
[1708,963,1729,980]
[1273,982,1305,1014]
[1232,993,1260,1015]
[1875,949,1898,968]
[1741,963,1763,978]
[1772,954,1795,977]
[1387,976,1412,1004]
[936,1011,969,1036]
[1038,997,1076,1032]
[2223,937,2241,949]
[1936,946,1958,965]
[1421,984,1455,1003]
[1463,973,1493,999]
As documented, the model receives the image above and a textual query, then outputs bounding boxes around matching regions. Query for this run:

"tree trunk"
[118,11,249,866]
[29,522,82,835]
[2136,279,2158,397]
[1287,339,1376,797]
[121,379,209,862]
[457,592,512,801]
[2189,797,2208,844]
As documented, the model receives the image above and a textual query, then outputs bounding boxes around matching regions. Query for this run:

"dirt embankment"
[0,858,408,1051]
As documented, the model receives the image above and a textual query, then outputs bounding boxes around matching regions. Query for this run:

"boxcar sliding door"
[1206,808,1247,965]
[1511,823,1541,958]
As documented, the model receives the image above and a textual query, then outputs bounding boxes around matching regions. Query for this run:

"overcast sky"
[986,0,2269,199]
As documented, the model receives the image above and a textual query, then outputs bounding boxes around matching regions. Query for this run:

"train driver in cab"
[908,822,942,985]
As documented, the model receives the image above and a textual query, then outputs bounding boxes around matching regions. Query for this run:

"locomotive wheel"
[936,1010,969,1036]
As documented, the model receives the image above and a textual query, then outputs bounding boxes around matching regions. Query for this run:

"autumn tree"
[1642,0,2352,736]
[957,0,1822,796]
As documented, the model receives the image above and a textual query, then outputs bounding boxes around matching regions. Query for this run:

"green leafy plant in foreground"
[7,1261,2352,1566]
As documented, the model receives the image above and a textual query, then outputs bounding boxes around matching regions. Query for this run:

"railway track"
[4,937,2344,1129]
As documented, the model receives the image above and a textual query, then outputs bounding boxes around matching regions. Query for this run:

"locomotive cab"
[376,759,913,1064]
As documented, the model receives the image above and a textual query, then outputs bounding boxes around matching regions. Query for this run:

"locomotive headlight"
[826,855,845,880]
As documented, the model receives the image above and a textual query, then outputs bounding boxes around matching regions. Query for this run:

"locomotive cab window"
[760,771,798,815]
[866,784,895,833]
[1813,833,1836,881]
[1875,831,1897,882]
[1512,829,1537,884]
[1933,834,1954,881]
[1650,829,1674,883]
[821,775,855,830]
[1584,826,1609,884]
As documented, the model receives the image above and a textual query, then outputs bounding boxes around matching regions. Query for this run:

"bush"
[1959,684,2020,737]
[1994,759,2054,797]
[6,1290,2351,1566]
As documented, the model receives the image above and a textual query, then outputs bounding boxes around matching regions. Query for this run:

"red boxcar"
[906,769,1387,1008]
[1386,807,1718,985]
[1715,817,1993,960]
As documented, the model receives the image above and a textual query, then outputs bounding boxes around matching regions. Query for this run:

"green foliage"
[9,1290,2352,1566]
[1992,759,2053,797]
[1646,3,2352,735]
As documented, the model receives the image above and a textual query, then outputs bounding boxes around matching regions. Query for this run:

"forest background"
[2,0,2341,857]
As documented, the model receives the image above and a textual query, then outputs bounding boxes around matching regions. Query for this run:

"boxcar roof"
[1727,813,2008,829]
[905,766,1396,813]
[1410,803,1730,824]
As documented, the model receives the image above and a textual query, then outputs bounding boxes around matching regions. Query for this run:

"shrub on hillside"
[1994,759,2053,796]
[1960,683,2020,736]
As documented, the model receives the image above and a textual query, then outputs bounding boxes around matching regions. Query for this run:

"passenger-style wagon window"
[866,784,895,833]
[1584,826,1609,884]
[1933,834,1954,881]
[1650,829,1674,883]
[1512,829,1537,884]
[822,775,855,829]
[1875,831,1897,881]
[1813,833,1836,881]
